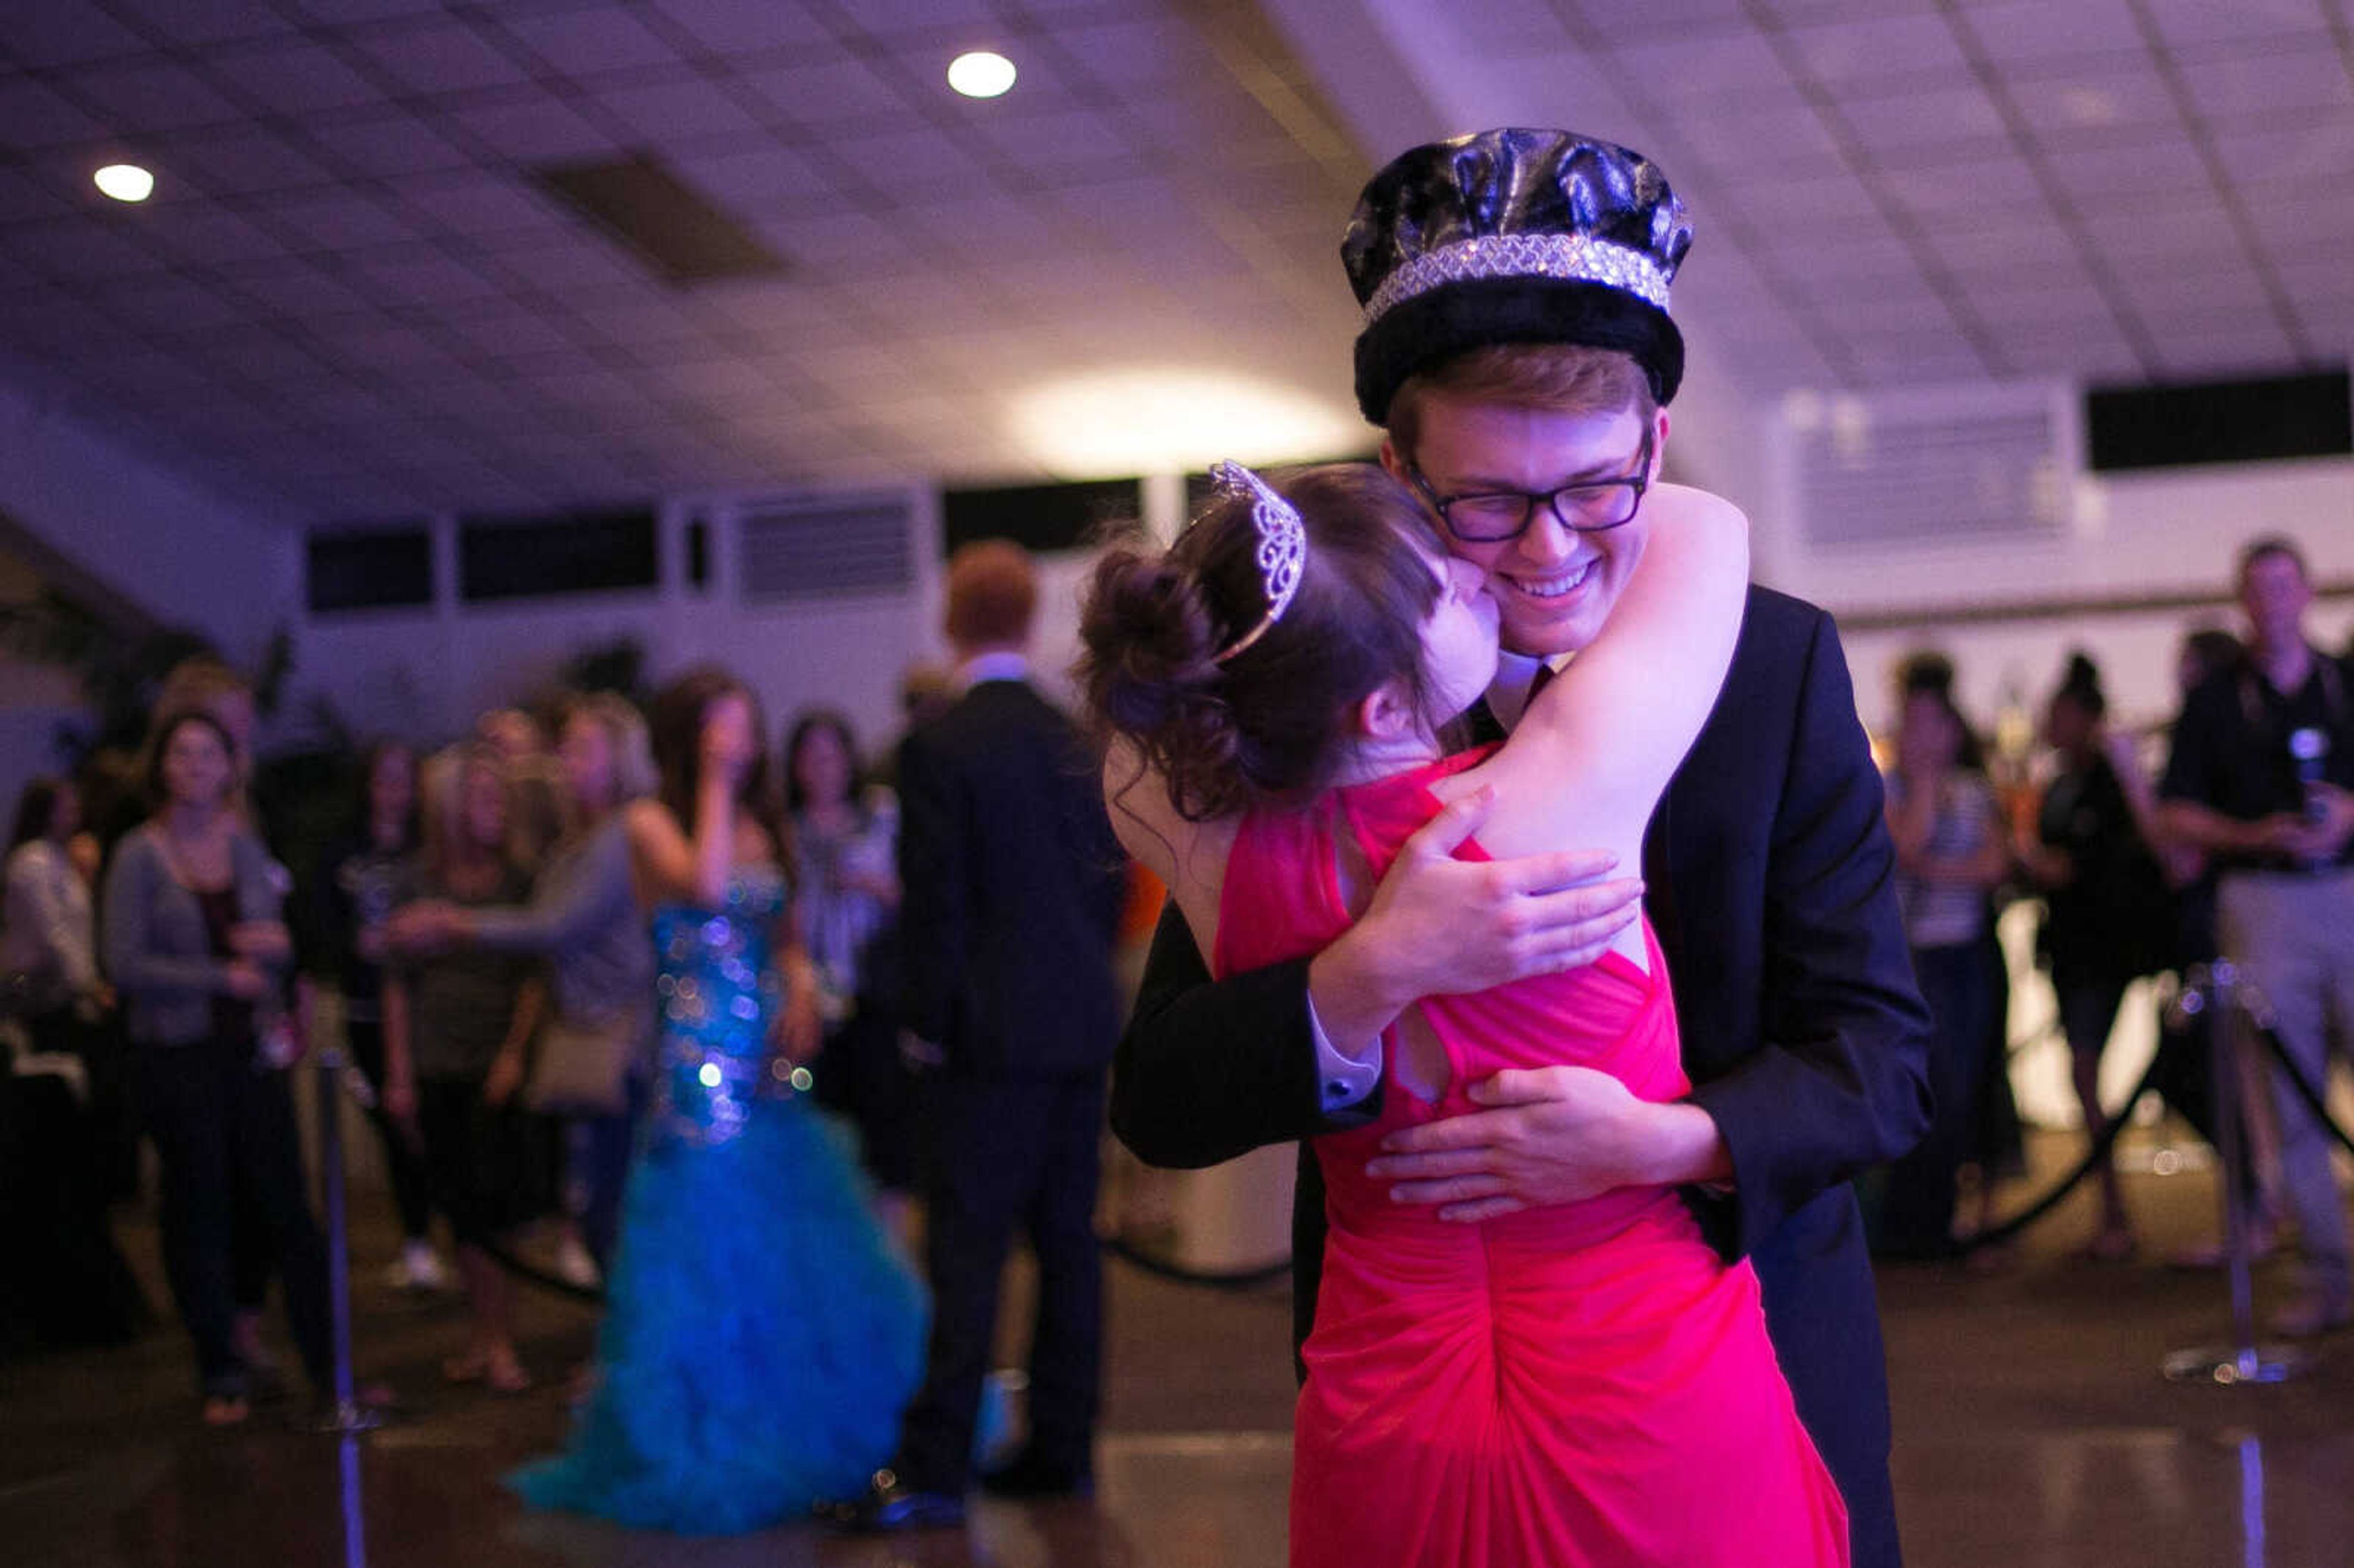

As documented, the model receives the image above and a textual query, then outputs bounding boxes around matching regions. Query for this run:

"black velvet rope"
[1958,983,2354,1254]
[1101,1233,1292,1291]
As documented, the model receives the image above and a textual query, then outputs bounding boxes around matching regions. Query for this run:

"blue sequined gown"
[509,870,927,1534]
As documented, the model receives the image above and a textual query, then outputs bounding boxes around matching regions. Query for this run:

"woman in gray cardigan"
[388,693,657,1277]
[102,709,333,1426]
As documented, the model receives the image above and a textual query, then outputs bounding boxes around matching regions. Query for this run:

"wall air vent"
[530,153,787,286]
[739,495,915,603]
[1781,382,2071,549]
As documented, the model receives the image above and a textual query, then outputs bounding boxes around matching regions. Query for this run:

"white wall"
[288,478,1192,758]
[1784,457,2354,736]
[290,495,945,758]
[0,375,295,668]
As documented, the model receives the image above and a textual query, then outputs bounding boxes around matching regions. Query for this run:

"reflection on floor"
[4,1125,2352,1568]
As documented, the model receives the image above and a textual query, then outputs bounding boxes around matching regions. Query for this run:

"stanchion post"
[2163,964,2306,1385]
[313,1040,386,1434]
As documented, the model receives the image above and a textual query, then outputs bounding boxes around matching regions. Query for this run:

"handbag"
[523,1005,647,1117]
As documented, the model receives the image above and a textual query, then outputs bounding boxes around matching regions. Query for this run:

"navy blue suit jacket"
[1110,585,1932,1566]
[898,677,1127,1081]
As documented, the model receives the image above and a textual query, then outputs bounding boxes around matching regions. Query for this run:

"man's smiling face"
[1384,392,1666,660]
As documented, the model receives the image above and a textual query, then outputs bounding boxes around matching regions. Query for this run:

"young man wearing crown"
[1113,129,1933,1567]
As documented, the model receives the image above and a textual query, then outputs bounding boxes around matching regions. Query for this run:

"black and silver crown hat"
[1342,128,1694,424]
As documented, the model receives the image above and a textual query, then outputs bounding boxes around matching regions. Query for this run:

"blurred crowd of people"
[0,537,1141,1532]
[1869,535,2354,1342]
[0,522,2344,1488]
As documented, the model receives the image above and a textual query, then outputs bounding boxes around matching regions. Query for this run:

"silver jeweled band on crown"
[1207,460,1306,665]
[1361,233,1672,326]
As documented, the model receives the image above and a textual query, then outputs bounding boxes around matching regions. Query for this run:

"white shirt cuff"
[1307,997,1381,1110]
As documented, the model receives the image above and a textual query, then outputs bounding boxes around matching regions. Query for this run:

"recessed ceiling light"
[948,51,1016,99]
[94,164,154,202]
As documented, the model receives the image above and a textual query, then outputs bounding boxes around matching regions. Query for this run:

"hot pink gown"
[1214,750,1849,1568]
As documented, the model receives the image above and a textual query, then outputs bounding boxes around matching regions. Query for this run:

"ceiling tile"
[2,7,151,70]
[2078,192,2244,261]
[1,219,173,280]
[0,79,113,150]
[2274,252,2354,306]
[1988,318,2144,379]
[166,327,330,386]
[1908,214,2079,275]
[741,56,910,126]
[1670,101,1848,180]
[91,274,257,336]
[1054,17,1225,92]
[476,231,653,293]
[2154,314,2300,374]
[347,17,536,97]
[1956,264,2109,326]
[1781,13,1972,85]
[1614,31,1799,108]
[2215,120,2354,185]
[2002,60,2182,143]
[440,303,576,360]
[2239,173,2354,253]
[113,0,299,48]
[1580,0,1750,45]
[1877,152,2045,217]
[342,244,506,306]
[498,10,685,79]
[147,207,288,268]
[1835,83,2006,150]
[2116,259,2274,314]
[387,169,566,237]
[1739,170,1891,227]
[206,37,389,115]
[58,61,246,134]
[0,167,75,226]
[644,0,837,58]
[257,188,422,252]
[303,107,474,178]
[590,76,770,145]
[1772,230,1919,290]
[567,291,714,349]
[0,292,133,360]
[829,0,997,35]
[2046,130,2207,201]
[2141,0,2331,48]
[1955,0,2143,64]
[670,144,837,218]
[828,127,992,201]
[446,90,622,164]
[2179,40,2353,123]
[215,259,378,319]
[292,0,446,26]
[169,124,339,197]
[1425,45,1646,136]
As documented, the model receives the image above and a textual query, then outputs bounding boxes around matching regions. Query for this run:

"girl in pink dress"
[1077,460,1847,1567]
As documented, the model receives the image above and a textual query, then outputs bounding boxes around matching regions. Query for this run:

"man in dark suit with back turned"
[838,538,1129,1532]
[1111,129,1933,1567]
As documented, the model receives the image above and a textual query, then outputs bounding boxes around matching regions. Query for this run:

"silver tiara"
[1208,461,1306,664]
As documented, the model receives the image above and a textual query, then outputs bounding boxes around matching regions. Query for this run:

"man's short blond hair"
[1387,344,1655,456]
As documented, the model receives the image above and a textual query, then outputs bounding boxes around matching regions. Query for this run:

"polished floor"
[6,1126,2352,1568]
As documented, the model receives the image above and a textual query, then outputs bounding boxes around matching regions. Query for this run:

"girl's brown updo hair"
[1076,462,1448,822]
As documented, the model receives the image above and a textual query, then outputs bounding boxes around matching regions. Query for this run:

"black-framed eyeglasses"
[1406,429,1654,544]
